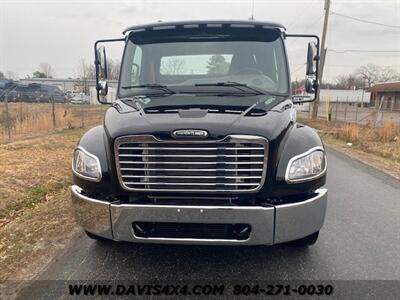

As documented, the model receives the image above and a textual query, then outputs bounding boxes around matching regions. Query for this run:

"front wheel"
[289,231,319,247]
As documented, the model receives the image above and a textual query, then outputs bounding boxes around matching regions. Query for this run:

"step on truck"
[71,20,327,246]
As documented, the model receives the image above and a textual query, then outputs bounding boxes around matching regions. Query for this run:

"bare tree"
[0,71,5,79]
[334,74,363,90]
[77,59,95,80]
[380,66,400,82]
[334,74,350,89]
[355,64,400,87]
[160,57,185,75]
[106,59,121,80]
[5,71,18,80]
[77,59,96,94]
[355,64,381,88]
[39,62,55,78]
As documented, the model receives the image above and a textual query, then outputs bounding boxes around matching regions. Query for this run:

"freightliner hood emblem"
[172,129,209,139]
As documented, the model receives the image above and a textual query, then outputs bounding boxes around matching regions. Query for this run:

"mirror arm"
[94,38,125,104]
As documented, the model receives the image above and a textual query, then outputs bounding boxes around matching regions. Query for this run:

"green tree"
[206,55,230,75]
[0,71,5,79]
[33,71,46,78]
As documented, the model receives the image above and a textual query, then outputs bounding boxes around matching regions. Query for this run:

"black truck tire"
[290,231,319,247]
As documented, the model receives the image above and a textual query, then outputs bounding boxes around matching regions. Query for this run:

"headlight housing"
[285,147,326,183]
[72,147,102,182]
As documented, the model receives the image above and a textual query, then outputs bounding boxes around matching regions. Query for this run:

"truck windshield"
[119,30,289,98]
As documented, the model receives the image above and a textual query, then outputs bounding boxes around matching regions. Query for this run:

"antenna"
[249,0,255,20]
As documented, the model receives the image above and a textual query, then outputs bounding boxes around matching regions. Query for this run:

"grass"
[380,121,396,142]
[339,123,359,143]
[298,117,400,179]
[0,103,107,144]
[0,127,88,280]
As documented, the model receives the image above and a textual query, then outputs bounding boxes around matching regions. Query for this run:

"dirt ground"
[0,128,86,280]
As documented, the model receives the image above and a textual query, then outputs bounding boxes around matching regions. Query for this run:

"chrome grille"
[115,135,268,193]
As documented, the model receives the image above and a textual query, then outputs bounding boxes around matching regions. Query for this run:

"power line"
[326,63,400,68]
[285,13,324,48]
[330,11,400,29]
[285,1,322,30]
[328,49,400,53]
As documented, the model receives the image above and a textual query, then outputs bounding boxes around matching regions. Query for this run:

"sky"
[0,0,399,82]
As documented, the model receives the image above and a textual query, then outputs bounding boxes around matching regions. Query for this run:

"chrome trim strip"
[114,134,269,193]
[124,182,259,186]
[119,147,264,150]
[284,146,327,184]
[122,175,262,179]
[132,236,249,243]
[119,161,264,165]
[71,146,102,182]
[120,168,264,172]
[118,154,264,158]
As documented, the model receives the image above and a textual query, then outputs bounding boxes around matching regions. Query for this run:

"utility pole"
[312,0,330,119]
[249,0,255,20]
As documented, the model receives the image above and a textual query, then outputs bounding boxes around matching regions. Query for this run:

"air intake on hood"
[114,135,268,193]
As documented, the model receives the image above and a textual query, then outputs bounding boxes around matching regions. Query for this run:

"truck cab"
[71,20,327,246]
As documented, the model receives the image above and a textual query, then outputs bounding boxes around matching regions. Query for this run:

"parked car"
[71,20,327,247]
[7,84,33,102]
[70,93,89,104]
[1,83,65,103]
[35,84,65,103]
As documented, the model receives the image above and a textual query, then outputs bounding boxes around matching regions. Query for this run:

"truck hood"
[104,95,294,142]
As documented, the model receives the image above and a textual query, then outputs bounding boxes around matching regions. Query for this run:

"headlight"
[72,147,102,182]
[285,147,326,183]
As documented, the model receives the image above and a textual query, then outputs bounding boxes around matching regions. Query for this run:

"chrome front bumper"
[71,185,327,245]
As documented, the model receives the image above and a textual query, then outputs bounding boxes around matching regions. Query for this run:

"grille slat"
[115,135,268,193]
[119,154,264,158]
[119,161,264,165]
[121,175,262,179]
[119,147,264,150]
[120,168,264,171]
[123,182,260,186]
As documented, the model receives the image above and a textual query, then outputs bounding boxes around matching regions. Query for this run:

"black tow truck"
[71,20,327,246]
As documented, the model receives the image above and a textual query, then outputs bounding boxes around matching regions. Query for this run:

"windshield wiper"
[118,97,145,113]
[194,81,288,97]
[194,81,264,95]
[121,83,175,95]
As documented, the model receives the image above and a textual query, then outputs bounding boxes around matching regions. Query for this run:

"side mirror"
[98,80,108,96]
[303,41,319,99]
[305,76,318,93]
[96,46,108,97]
[286,33,320,103]
[93,37,124,104]
[306,42,318,75]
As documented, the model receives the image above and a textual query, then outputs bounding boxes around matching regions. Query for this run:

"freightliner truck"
[71,20,327,246]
